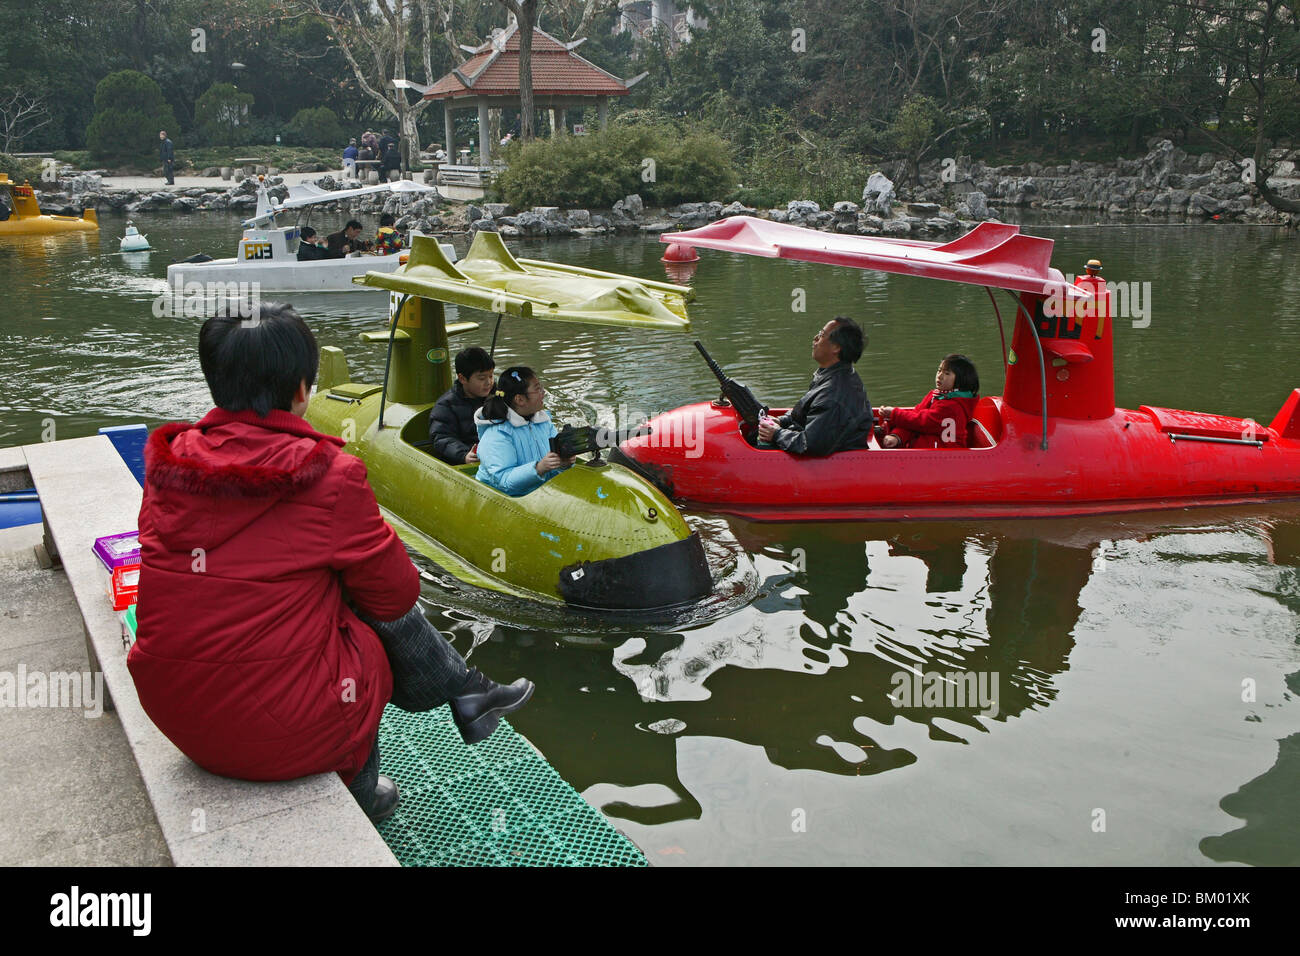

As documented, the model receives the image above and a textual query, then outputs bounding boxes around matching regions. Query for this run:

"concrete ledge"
[22,435,398,866]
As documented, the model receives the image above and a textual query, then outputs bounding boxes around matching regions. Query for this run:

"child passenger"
[374,213,404,255]
[877,354,979,449]
[474,366,577,495]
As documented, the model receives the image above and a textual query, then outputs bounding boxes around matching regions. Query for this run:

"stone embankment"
[31,139,1299,239]
[905,139,1300,225]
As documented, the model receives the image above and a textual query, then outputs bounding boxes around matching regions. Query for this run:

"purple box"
[92,531,141,611]
[92,530,140,570]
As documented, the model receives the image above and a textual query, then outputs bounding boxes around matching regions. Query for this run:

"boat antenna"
[377,294,412,430]
[1003,290,1049,451]
[984,288,1008,377]
[489,312,503,357]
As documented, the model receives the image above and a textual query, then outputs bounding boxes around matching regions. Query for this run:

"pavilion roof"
[425,24,631,100]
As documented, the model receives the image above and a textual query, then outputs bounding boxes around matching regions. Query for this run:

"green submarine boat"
[305,231,714,610]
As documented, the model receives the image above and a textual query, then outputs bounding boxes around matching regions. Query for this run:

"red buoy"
[662,241,699,263]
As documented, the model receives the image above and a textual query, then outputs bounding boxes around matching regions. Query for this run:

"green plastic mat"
[375,704,647,867]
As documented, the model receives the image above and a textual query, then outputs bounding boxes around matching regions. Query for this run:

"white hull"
[166,255,403,293]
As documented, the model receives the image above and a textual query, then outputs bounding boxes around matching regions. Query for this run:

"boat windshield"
[0,191,10,221]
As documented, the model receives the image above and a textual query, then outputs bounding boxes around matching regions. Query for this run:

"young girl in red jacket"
[877,354,980,449]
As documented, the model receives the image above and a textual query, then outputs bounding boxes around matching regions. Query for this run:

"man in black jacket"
[159,130,175,185]
[429,347,496,464]
[757,317,872,456]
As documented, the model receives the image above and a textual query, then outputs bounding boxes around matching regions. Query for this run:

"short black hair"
[300,226,316,239]
[828,316,865,364]
[198,303,319,417]
[455,346,494,378]
[942,353,979,393]
[379,213,395,227]
[345,219,362,231]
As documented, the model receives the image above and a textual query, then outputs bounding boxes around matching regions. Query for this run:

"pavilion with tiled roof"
[425,22,639,171]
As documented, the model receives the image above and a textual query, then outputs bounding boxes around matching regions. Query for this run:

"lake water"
[2,210,1297,865]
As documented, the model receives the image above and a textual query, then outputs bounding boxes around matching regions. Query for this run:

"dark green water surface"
[2,211,1298,865]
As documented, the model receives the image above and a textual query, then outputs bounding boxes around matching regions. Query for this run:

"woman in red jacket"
[127,305,533,822]
[877,354,979,449]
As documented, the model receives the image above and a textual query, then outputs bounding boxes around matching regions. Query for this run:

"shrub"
[84,70,178,166]
[285,107,346,148]
[0,152,44,182]
[196,83,254,148]
[493,123,736,209]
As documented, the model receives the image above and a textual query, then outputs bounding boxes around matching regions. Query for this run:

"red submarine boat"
[615,216,1300,521]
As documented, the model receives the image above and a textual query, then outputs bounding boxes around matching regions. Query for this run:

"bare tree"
[495,0,540,141]
[296,0,439,171]
[0,86,53,154]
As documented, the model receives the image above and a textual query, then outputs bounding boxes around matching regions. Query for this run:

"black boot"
[450,668,535,744]
[367,774,400,822]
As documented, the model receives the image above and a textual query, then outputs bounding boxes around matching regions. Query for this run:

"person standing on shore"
[159,130,175,186]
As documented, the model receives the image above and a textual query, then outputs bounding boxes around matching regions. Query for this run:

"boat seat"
[969,396,1003,449]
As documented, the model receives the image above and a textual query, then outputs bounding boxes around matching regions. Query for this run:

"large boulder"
[483,203,514,219]
[862,171,896,215]
[720,200,756,218]
[956,191,990,220]
[512,211,549,236]
[786,199,820,221]
[171,196,201,211]
[614,194,644,219]
[466,204,484,224]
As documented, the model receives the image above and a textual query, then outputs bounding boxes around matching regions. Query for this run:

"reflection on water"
[3,211,1299,863]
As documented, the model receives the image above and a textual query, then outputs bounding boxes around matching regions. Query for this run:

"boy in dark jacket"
[127,305,532,823]
[429,346,495,464]
[757,316,873,456]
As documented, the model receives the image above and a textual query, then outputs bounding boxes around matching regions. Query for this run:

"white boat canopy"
[243,179,440,227]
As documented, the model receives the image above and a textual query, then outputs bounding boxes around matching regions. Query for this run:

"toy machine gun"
[694,340,769,442]
[551,423,653,463]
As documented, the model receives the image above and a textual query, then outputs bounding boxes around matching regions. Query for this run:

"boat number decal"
[244,242,273,260]
[426,348,447,363]
[1033,301,1083,341]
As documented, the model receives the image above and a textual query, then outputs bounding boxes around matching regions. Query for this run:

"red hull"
[618,395,1300,522]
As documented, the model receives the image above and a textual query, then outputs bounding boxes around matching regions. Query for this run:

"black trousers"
[345,603,471,815]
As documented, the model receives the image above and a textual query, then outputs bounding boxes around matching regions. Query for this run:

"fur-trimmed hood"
[144,408,344,550]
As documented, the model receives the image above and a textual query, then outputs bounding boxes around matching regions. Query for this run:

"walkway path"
[0,522,170,865]
[98,171,348,191]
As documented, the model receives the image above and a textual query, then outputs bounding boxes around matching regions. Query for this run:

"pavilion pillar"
[598,97,609,130]
[443,102,455,160]
[558,109,568,135]
[478,99,491,165]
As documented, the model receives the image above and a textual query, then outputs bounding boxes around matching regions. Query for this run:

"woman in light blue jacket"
[474,366,577,496]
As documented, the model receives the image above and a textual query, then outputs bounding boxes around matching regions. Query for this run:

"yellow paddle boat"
[0,173,98,236]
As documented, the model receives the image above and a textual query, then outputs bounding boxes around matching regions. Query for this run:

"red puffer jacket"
[126,408,420,785]
[885,390,978,449]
